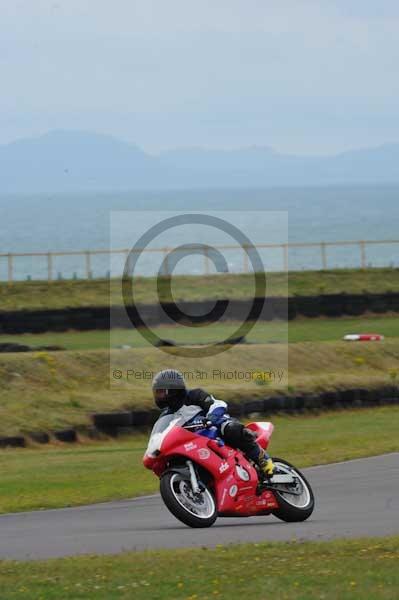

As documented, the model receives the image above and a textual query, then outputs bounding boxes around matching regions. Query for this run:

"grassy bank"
[1,339,399,436]
[0,407,398,513]
[1,536,398,599]
[1,267,399,310]
[0,314,397,350]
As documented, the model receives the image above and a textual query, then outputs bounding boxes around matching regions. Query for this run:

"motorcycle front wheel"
[271,457,315,522]
[160,471,217,528]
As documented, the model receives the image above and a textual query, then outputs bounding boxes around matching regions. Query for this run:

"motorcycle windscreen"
[146,406,203,456]
[145,414,185,456]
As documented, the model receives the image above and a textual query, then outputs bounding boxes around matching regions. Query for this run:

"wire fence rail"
[1,239,398,283]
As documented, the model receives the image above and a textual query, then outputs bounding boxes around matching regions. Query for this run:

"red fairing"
[143,453,167,476]
[143,419,279,516]
[143,454,155,469]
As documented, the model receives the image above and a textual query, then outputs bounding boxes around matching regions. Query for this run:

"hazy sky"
[2,0,399,154]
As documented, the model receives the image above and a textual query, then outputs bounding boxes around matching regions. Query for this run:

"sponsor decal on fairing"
[229,484,238,497]
[235,465,250,481]
[184,442,197,451]
[198,448,210,460]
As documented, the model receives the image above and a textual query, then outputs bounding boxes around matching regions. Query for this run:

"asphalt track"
[0,453,398,561]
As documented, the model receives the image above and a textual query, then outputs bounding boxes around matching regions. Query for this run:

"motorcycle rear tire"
[271,457,315,522]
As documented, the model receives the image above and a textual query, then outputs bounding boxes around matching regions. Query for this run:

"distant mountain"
[159,146,276,172]
[0,130,164,192]
[1,130,399,192]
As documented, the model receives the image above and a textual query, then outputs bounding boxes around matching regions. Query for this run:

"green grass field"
[1,337,399,436]
[0,407,398,514]
[0,314,397,350]
[1,267,399,310]
[1,536,398,599]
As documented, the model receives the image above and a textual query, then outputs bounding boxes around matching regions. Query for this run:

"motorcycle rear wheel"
[160,471,218,528]
[271,457,315,522]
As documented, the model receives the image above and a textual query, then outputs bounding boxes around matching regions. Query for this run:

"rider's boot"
[257,449,275,480]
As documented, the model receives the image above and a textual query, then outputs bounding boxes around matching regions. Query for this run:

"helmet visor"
[153,388,168,403]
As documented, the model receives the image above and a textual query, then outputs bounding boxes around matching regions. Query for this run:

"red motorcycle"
[143,414,314,528]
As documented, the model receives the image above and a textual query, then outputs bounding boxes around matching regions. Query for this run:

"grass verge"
[1,339,399,436]
[0,537,398,599]
[0,406,398,514]
[1,267,399,310]
[0,314,398,350]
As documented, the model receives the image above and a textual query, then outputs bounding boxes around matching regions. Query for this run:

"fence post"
[203,246,210,275]
[47,252,53,282]
[282,244,288,271]
[321,242,327,270]
[123,249,130,277]
[359,241,366,269]
[243,245,249,273]
[163,247,170,276]
[85,251,91,279]
[7,253,13,284]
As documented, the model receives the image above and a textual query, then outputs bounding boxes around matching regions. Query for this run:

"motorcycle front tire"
[160,471,218,528]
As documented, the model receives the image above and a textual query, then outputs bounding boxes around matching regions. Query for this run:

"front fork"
[186,460,200,494]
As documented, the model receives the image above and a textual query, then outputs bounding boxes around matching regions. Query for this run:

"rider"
[151,368,275,479]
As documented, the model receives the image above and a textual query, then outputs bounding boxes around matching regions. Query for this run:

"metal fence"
[1,239,399,283]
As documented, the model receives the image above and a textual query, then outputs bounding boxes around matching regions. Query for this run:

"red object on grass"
[344,333,384,341]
